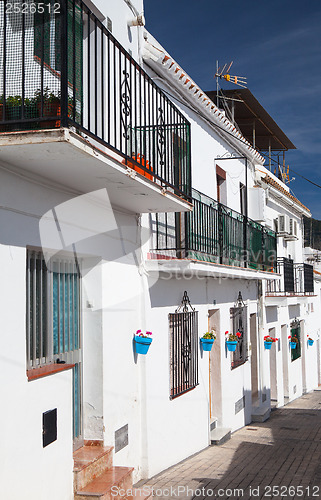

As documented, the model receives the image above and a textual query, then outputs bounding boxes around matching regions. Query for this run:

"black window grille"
[291,320,301,362]
[169,292,198,399]
[231,292,248,369]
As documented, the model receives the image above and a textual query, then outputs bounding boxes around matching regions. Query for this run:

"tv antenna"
[215,61,247,88]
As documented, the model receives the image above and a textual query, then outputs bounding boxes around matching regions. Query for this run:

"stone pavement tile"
[140,391,321,499]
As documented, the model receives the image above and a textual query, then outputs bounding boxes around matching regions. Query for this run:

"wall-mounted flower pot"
[264,341,272,350]
[308,339,314,346]
[134,335,153,355]
[290,342,297,349]
[200,338,215,351]
[226,340,237,352]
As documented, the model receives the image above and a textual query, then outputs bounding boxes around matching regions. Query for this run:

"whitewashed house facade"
[0,1,319,499]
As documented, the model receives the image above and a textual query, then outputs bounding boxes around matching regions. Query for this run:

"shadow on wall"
[148,277,258,309]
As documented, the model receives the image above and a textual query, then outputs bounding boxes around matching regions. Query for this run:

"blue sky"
[144,0,321,218]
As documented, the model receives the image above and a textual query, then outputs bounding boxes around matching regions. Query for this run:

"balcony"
[0,0,191,213]
[149,189,277,279]
[266,258,314,296]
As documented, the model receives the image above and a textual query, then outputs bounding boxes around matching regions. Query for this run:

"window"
[34,1,61,72]
[26,249,80,368]
[291,321,301,362]
[169,293,198,399]
[216,165,226,205]
[34,1,83,97]
[230,302,248,369]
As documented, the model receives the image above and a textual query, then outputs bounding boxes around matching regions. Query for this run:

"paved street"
[141,390,321,499]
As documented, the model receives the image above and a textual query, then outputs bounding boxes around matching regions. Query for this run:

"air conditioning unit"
[285,218,298,240]
[277,214,290,236]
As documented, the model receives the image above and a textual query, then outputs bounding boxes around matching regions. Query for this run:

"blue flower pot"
[226,340,237,352]
[290,342,297,349]
[264,341,272,350]
[308,339,314,346]
[134,335,152,355]
[201,338,215,351]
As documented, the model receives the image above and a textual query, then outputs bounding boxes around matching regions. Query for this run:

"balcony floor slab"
[145,258,280,281]
[265,294,316,306]
[0,128,192,214]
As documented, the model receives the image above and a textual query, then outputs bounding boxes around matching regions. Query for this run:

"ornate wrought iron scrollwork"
[120,70,131,140]
[156,107,165,167]
[175,291,195,313]
[234,291,245,309]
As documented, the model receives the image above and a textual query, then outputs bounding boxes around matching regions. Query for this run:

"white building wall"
[143,69,255,213]
[0,243,73,500]
[93,0,144,60]
[0,164,146,489]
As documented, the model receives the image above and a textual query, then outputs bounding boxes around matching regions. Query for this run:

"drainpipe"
[125,0,145,65]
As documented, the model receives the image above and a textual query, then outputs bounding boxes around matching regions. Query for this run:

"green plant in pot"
[225,330,242,352]
[34,87,61,127]
[288,335,298,349]
[5,95,38,121]
[6,95,22,121]
[200,329,216,351]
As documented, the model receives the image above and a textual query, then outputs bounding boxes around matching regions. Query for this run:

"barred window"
[169,293,198,399]
[230,305,248,369]
[26,250,81,368]
[291,321,301,362]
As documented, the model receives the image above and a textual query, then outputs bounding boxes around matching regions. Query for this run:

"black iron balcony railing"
[151,189,277,271]
[0,0,191,201]
[266,258,314,295]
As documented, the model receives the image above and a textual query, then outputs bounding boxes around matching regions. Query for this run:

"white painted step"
[251,407,271,423]
[210,428,231,445]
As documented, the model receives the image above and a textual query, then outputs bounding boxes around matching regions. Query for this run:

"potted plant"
[288,335,298,349]
[307,335,314,346]
[34,87,61,128]
[122,153,154,181]
[5,95,22,121]
[225,330,241,352]
[200,329,216,351]
[264,335,278,350]
[134,330,153,355]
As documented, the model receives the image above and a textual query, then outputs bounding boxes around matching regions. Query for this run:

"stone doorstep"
[251,407,271,423]
[75,466,134,500]
[210,428,231,445]
[73,445,114,492]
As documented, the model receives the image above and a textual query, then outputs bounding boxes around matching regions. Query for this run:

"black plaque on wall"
[43,409,57,448]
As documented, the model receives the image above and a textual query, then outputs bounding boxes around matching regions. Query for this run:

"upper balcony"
[0,0,192,214]
[266,258,314,297]
[148,189,278,280]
